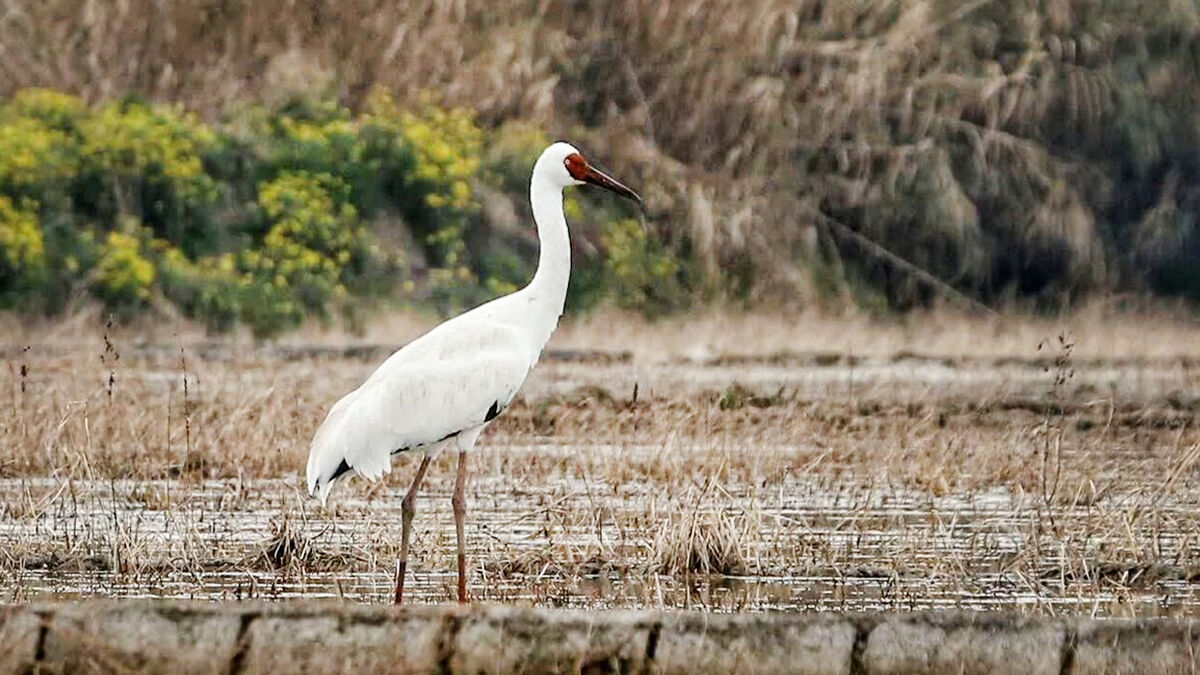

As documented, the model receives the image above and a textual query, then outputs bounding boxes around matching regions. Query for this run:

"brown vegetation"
[3,1,1200,308]
[1,311,1197,613]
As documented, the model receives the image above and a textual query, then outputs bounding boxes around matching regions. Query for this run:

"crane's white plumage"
[306,317,530,503]
[306,142,635,506]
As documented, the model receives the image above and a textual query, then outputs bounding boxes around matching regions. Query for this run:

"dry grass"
[0,310,1198,613]
[3,308,1197,482]
[6,301,1200,361]
[3,1,1197,304]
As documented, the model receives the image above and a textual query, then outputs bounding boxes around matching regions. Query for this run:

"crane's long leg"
[452,449,469,604]
[395,454,432,605]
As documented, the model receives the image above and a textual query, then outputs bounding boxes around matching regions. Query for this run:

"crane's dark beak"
[583,165,642,206]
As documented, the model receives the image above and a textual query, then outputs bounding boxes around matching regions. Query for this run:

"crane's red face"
[564,153,642,205]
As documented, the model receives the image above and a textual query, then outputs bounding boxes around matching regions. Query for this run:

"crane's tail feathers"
[311,476,336,507]
[305,384,398,508]
[307,453,392,508]
[306,449,347,507]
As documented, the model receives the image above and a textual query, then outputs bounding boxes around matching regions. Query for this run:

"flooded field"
[2,314,1199,615]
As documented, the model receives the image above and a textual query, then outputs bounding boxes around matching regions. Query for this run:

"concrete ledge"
[862,613,1064,675]
[653,613,855,674]
[448,606,656,673]
[0,607,40,674]
[1071,619,1200,674]
[1,601,1196,674]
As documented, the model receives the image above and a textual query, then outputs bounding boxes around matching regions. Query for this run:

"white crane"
[306,142,641,604]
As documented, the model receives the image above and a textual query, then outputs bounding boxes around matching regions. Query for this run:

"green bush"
[366,91,495,314]
[0,196,45,306]
[600,218,688,316]
[222,100,377,206]
[93,228,155,314]
[238,171,371,336]
[77,100,220,256]
[0,117,79,201]
[156,246,243,334]
[0,89,86,203]
[379,92,482,265]
[3,89,87,131]
[0,87,687,334]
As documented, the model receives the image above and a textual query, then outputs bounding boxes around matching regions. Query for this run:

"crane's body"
[306,291,551,504]
[304,142,641,603]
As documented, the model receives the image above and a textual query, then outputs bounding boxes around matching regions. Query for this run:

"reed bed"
[1,311,1197,613]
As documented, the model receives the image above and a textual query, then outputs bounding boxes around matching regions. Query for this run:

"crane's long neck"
[523,173,571,343]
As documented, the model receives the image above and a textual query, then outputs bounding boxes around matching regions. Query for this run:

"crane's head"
[536,142,642,205]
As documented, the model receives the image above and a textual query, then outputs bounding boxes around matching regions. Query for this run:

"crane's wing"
[306,320,532,504]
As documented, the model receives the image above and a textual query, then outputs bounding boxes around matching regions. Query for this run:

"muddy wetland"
[3,314,1199,616]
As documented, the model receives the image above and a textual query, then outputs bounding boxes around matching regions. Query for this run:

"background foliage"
[0,90,652,335]
[1,0,1200,332]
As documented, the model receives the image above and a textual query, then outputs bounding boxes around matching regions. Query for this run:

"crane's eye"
[564,153,588,181]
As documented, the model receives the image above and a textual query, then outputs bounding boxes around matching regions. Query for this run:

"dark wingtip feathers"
[329,458,352,482]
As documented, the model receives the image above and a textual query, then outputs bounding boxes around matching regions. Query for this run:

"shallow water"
[4,454,1198,615]
[4,348,1197,613]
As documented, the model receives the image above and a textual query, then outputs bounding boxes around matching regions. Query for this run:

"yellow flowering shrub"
[94,229,155,311]
[220,95,419,225]
[483,120,549,192]
[398,103,482,211]
[601,218,687,316]
[80,101,220,252]
[155,244,243,333]
[367,90,482,265]
[2,89,87,131]
[257,172,362,259]
[238,172,367,335]
[82,102,215,196]
[0,87,685,328]
[272,115,360,168]
[0,118,79,197]
[0,197,45,298]
[231,103,368,191]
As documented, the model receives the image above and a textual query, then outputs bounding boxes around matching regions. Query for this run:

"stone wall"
[1,601,1196,673]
